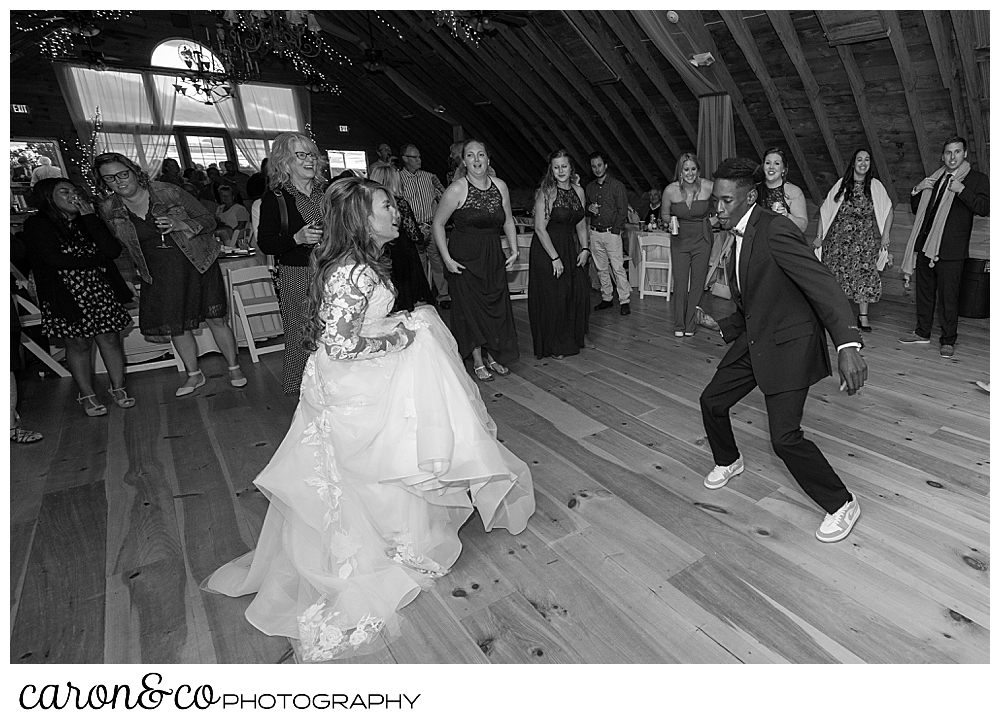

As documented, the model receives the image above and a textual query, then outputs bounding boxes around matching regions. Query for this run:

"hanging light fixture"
[220,10,323,60]
[174,42,235,106]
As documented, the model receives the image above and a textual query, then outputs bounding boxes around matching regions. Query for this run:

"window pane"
[327,149,368,177]
[240,84,299,132]
[151,39,226,73]
[186,135,230,169]
[171,89,226,128]
[70,67,152,125]
[235,140,267,171]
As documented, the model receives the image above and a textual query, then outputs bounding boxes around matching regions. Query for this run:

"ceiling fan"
[355,12,413,75]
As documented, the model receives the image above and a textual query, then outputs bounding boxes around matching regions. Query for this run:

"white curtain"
[217,83,305,170]
[697,95,737,180]
[630,11,720,98]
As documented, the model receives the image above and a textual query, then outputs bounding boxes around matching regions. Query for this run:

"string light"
[68,107,103,197]
[373,12,405,42]
[431,11,483,47]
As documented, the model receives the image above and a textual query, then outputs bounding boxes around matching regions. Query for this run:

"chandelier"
[173,43,234,106]
[220,10,322,60]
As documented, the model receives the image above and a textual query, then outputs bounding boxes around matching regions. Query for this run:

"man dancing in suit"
[700,158,868,543]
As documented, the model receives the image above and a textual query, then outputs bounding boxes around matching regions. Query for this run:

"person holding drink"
[756,147,808,233]
[662,153,719,337]
[94,153,246,397]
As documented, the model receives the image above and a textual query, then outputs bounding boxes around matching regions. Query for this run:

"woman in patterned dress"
[816,148,894,332]
[204,177,534,661]
[257,132,327,395]
[23,179,134,415]
[756,147,809,233]
[95,153,246,398]
[432,139,520,380]
[527,149,591,358]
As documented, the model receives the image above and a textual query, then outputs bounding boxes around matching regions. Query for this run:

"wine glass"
[151,203,171,249]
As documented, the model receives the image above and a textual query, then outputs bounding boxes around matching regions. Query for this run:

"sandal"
[175,370,206,397]
[77,393,108,417]
[228,365,248,388]
[108,386,136,408]
[485,358,510,376]
[473,365,494,382]
[11,427,43,444]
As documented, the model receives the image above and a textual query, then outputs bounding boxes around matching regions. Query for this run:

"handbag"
[710,262,731,299]
[876,248,892,272]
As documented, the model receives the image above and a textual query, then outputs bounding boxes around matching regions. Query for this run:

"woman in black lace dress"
[756,147,808,233]
[528,150,591,359]
[432,140,520,381]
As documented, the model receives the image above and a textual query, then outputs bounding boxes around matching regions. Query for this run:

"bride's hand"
[396,324,417,348]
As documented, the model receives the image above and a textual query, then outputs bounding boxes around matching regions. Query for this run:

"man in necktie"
[899,137,990,358]
[700,158,867,543]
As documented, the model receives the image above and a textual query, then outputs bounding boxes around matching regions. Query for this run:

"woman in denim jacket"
[94,153,246,396]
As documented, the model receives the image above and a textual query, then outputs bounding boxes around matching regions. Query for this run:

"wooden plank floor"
[9,289,990,664]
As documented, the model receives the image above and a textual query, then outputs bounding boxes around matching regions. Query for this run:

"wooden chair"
[229,266,284,363]
[637,233,673,301]
[14,293,71,377]
[507,232,533,300]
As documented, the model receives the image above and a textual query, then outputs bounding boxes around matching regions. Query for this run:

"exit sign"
[339,125,349,133]
[11,104,31,114]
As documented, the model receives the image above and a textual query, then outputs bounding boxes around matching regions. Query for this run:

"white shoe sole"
[816,506,861,543]
[704,461,744,489]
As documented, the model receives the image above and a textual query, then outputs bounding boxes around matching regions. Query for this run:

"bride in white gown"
[204,177,535,661]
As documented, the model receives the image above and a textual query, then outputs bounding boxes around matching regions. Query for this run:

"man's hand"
[837,347,867,396]
[913,177,935,195]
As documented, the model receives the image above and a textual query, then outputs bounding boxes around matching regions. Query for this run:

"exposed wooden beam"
[923,10,968,141]
[719,11,822,204]
[599,11,698,147]
[835,45,897,205]
[563,10,681,171]
[766,11,844,172]
[522,22,658,191]
[597,83,672,188]
[675,10,767,159]
[950,10,989,169]
[879,11,935,174]
[496,24,653,191]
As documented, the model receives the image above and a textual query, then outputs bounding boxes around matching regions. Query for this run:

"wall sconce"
[689,52,715,67]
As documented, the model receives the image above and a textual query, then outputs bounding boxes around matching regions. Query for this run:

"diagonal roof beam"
[923,10,968,142]
[879,11,935,174]
[949,10,989,169]
[766,11,844,173]
[719,10,822,204]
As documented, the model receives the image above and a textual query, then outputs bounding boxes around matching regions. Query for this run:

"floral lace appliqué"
[387,541,449,578]
[297,601,384,662]
[319,264,408,360]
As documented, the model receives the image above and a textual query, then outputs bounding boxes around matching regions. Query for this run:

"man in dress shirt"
[700,158,867,543]
[898,136,989,358]
[399,143,449,308]
[585,151,631,315]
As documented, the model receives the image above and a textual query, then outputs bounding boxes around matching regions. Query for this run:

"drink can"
[669,216,680,235]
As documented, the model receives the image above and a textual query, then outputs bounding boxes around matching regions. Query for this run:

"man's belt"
[592,225,616,233]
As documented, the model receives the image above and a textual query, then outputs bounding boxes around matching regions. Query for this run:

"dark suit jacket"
[718,207,860,395]
[910,168,989,260]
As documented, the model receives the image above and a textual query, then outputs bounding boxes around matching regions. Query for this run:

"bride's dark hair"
[302,177,395,352]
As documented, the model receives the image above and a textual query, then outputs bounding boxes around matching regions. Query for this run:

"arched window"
[151,39,226,73]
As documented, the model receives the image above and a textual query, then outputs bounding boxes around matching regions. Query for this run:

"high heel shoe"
[77,393,108,417]
[228,365,248,388]
[108,386,136,408]
[175,370,206,397]
[857,314,872,333]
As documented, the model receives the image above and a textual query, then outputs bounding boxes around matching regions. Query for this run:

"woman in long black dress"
[756,147,808,233]
[527,149,590,359]
[432,140,519,381]
[367,161,435,313]
[95,153,246,397]
[23,178,134,415]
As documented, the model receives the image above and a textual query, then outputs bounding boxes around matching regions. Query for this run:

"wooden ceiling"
[10,10,989,202]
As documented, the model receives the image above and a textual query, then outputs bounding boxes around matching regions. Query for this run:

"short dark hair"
[942,136,967,152]
[400,143,418,158]
[713,157,759,193]
[588,151,607,165]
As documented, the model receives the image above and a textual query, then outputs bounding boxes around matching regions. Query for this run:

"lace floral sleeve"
[396,197,424,246]
[319,265,409,360]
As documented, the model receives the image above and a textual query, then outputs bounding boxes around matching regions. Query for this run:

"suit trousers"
[591,230,630,304]
[671,238,710,333]
[700,349,851,514]
[419,231,450,302]
[914,253,963,345]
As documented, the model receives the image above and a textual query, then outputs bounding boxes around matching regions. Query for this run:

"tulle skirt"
[202,305,534,661]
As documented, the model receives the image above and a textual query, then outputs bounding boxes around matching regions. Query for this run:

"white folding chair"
[507,232,533,300]
[229,266,284,363]
[14,294,71,377]
[638,233,674,300]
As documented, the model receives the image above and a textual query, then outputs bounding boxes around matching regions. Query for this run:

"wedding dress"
[204,262,535,661]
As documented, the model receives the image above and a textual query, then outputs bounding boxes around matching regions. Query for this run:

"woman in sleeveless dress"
[528,149,591,358]
[815,148,893,332]
[433,139,520,381]
[663,153,718,337]
[756,147,808,233]
[203,177,535,662]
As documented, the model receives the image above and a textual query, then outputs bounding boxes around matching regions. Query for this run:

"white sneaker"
[816,496,861,543]
[704,456,744,489]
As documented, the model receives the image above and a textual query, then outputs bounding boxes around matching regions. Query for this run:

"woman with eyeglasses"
[256,132,327,395]
[94,153,247,397]
[22,178,135,416]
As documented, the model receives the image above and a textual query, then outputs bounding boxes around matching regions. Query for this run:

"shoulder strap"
[274,189,289,239]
